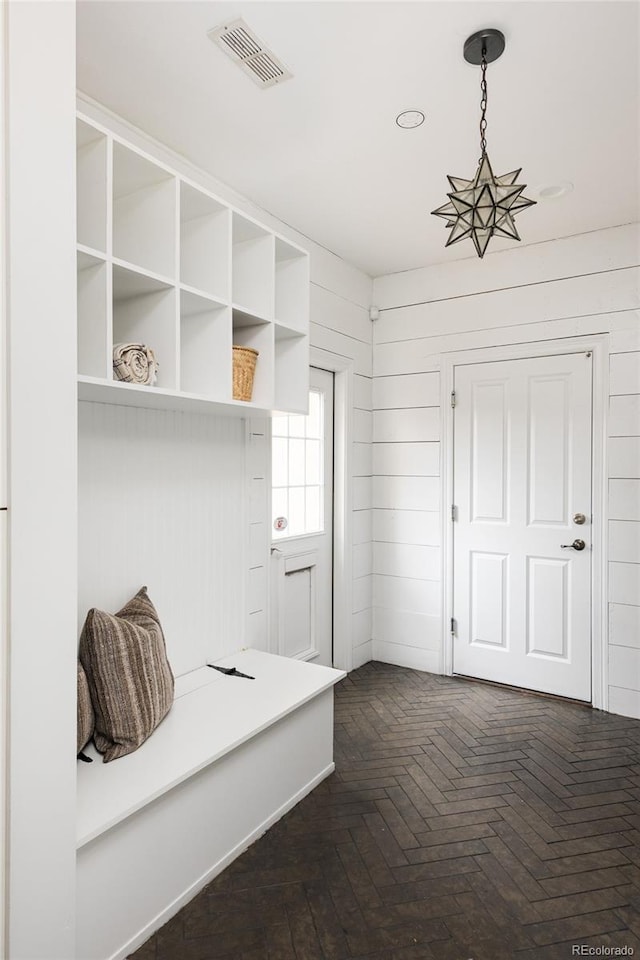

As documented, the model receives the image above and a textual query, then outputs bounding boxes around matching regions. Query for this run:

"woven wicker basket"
[232,345,259,401]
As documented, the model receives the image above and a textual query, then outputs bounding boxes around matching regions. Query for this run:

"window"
[272,389,325,539]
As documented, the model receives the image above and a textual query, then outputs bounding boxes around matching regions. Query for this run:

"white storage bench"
[76,649,345,960]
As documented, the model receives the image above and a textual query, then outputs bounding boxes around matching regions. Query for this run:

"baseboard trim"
[111,762,335,960]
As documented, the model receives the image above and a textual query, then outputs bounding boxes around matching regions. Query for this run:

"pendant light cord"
[479,48,488,161]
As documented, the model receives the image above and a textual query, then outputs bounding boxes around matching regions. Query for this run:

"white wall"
[76,96,373,675]
[78,404,245,675]
[310,283,373,669]
[5,3,78,957]
[0,4,7,949]
[372,223,640,717]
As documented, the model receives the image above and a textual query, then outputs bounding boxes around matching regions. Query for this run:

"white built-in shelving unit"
[76,114,310,416]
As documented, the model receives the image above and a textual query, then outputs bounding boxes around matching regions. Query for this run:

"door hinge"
[451,504,457,522]
[450,617,457,636]
[450,390,456,408]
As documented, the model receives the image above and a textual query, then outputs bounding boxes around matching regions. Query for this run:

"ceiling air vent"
[208,18,292,89]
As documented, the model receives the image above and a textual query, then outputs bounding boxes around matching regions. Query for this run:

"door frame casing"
[441,334,609,710]
[310,348,354,673]
[268,348,353,672]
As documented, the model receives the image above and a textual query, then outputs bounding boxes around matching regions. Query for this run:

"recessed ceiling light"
[396,110,425,129]
[536,181,574,200]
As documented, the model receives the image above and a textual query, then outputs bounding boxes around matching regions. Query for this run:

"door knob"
[573,513,587,525]
[560,539,586,551]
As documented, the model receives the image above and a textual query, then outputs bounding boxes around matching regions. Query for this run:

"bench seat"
[76,649,345,960]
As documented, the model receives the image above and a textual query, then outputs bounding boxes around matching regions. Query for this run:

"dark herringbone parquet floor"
[131,662,640,960]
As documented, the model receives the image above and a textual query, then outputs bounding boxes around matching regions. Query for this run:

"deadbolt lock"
[573,513,587,525]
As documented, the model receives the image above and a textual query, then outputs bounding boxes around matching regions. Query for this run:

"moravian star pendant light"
[431,29,536,259]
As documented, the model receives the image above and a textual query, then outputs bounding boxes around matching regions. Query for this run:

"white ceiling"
[77,1,640,278]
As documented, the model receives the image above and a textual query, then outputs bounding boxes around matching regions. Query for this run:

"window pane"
[272,415,289,437]
[306,391,322,438]
[288,438,305,486]
[271,384,326,540]
[288,487,305,537]
[305,439,321,486]
[272,437,288,487]
[289,414,305,438]
[305,486,321,533]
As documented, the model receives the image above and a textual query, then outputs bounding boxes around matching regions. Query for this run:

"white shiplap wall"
[310,282,373,669]
[371,223,640,717]
[608,344,640,718]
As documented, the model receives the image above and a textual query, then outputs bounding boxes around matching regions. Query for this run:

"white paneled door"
[453,353,593,700]
[271,367,334,666]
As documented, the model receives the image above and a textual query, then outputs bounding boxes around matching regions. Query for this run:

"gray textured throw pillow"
[79,586,175,762]
[77,661,95,755]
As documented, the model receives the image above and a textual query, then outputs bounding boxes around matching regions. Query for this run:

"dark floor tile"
[130,662,640,960]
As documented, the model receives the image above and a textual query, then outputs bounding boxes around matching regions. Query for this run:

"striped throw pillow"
[79,586,175,762]
[77,661,95,756]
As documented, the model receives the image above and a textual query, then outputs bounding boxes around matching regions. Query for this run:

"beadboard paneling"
[78,401,245,676]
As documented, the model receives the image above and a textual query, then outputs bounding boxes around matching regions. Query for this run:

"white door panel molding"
[442,335,608,707]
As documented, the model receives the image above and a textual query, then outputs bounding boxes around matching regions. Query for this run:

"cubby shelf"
[76,113,310,416]
[77,376,275,418]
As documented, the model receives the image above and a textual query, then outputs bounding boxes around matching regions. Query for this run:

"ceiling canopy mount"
[463,28,506,66]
